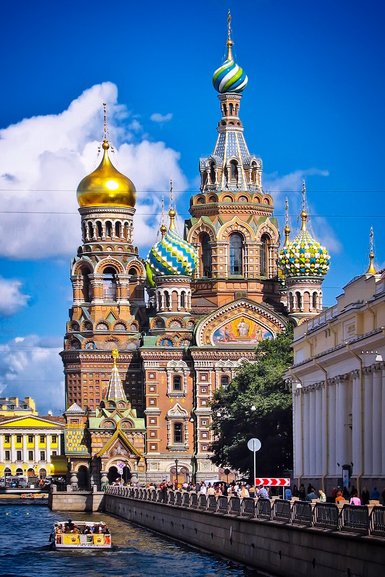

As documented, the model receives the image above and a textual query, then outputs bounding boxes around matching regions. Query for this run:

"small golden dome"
[77,140,136,208]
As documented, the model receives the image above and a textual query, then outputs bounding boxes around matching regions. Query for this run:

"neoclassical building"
[61,15,330,487]
[289,243,385,493]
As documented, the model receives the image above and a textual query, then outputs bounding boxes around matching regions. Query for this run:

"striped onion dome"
[147,209,197,277]
[278,210,330,278]
[212,15,248,93]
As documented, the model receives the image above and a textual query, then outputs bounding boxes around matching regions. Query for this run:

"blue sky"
[1,0,385,413]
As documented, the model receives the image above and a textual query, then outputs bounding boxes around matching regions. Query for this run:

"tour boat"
[51,520,112,549]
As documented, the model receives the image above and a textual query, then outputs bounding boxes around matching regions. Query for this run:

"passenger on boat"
[65,519,75,532]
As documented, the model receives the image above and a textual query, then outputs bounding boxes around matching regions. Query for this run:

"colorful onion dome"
[77,140,136,208]
[278,209,330,278]
[147,209,197,277]
[212,12,248,93]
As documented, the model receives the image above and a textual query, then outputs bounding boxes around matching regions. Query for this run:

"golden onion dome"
[77,140,136,208]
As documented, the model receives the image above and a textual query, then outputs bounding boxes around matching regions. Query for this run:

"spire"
[284,197,291,246]
[105,349,127,402]
[160,195,167,237]
[226,9,234,61]
[168,178,176,231]
[300,180,308,231]
[366,226,377,275]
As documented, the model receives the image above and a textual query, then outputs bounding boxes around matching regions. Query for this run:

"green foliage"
[210,324,294,478]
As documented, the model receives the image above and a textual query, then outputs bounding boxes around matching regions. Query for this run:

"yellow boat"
[51,520,112,549]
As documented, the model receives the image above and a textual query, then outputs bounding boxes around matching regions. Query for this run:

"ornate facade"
[61,15,330,487]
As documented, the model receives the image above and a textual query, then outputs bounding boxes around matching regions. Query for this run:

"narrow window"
[173,375,182,391]
[174,423,183,443]
[103,267,117,300]
[260,234,271,276]
[229,233,243,275]
[200,232,212,277]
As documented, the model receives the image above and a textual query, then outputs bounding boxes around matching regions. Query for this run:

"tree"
[210,324,294,478]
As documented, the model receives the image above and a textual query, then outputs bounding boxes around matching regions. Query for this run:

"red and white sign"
[255,477,290,487]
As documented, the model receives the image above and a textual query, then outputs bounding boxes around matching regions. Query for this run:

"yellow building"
[0,397,37,417]
[0,414,66,479]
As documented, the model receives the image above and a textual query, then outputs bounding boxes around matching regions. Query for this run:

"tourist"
[361,487,370,505]
[349,489,361,506]
[318,489,326,503]
[370,487,380,500]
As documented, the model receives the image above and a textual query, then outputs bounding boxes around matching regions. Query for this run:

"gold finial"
[284,197,291,246]
[366,226,376,275]
[226,9,234,61]
[300,180,308,231]
[159,195,167,236]
[111,348,119,366]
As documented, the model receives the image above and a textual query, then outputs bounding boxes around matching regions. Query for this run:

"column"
[372,368,382,475]
[328,383,337,475]
[351,370,363,476]
[363,370,373,475]
[303,391,310,476]
[336,379,347,466]
[293,390,303,477]
[321,383,328,477]
[382,369,385,475]
[315,387,322,476]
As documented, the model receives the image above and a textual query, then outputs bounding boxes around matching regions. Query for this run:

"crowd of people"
[111,477,385,506]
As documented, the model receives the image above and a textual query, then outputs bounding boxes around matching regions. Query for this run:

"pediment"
[96,430,142,459]
[0,415,64,429]
[195,299,287,347]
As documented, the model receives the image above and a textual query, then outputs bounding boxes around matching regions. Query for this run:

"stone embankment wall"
[104,491,385,577]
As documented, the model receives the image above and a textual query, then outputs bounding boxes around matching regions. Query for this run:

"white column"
[321,383,328,477]
[336,379,347,466]
[303,391,310,476]
[364,370,373,475]
[382,369,385,475]
[315,387,322,476]
[308,389,315,475]
[328,383,337,475]
[352,370,363,475]
[372,368,382,475]
[294,390,303,477]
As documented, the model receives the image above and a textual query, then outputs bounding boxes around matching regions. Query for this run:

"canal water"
[0,503,274,577]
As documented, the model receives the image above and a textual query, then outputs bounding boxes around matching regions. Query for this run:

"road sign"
[247,438,261,452]
[255,477,290,487]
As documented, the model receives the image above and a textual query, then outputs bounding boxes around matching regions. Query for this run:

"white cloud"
[264,168,342,253]
[0,277,29,315]
[0,82,187,259]
[0,335,63,415]
[150,112,173,123]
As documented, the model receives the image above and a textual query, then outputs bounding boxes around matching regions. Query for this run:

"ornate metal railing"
[105,486,383,536]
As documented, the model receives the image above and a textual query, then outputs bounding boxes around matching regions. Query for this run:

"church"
[60,14,330,488]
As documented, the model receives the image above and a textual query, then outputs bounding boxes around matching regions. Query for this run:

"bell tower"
[185,12,281,313]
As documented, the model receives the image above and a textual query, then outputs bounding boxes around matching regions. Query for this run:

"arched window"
[230,160,238,183]
[173,423,183,444]
[209,162,216,184]
[229,233,244,275]
[173,375,182,391]
[221,375,230,387]
[200,232,212,278]
[260,233,271,276]
[103,267,117,300]
[81,268,91,302]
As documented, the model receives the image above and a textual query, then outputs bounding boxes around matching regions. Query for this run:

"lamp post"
[175,458,179,488]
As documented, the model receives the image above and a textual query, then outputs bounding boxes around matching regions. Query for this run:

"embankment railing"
[105,485,384,536]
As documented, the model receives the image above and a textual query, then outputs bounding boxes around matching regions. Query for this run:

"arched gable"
[195,299,287,347]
